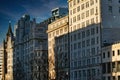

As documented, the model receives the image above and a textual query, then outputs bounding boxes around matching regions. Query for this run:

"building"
[2,23,14,80]
[47,14,69,80]
[68,0,120,80]
[102,42,120,80]
[13,15,49,80]
[0,45,3,80]
[52,7,68,17]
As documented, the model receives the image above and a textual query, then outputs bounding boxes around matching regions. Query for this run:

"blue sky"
[0,0,67,44]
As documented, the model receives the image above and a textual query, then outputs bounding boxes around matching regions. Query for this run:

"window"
[108,0,112,2]
[78,70,81,78]
[82,22,85,28]
[74,71,77,79]
[77,14,80,21]
[81,4,85,10]
[86,20,89,26]
[90,0,94,5]
[69,2,72,8]
[96,37,99,44]
[108,51,110,57]
[91,18,94,24]
[113,76,115,80]
[118,50,120,55]
[73,8,76,14]
[86,39,90,46]
[91,48,95,55]
[82,31,85,38]
[73,0,76,5]
[70,10,72,15]
[86,29,90,37]
[77,0,80,3]
[86,2,89,8]
[90,8,94,15]
[91,28,95,35]
[74,43,77,50]
[78,42,81,48]
[119,0,120,3]
[103,52,105,58]
[82,41,85,47]
[74,34,77,41]
[96,26,99,33]
[86,10,89,17]
[78,32,81,39]
[73,16,76,22]
[119,7,120,13]
[77,6,80,12]
[108,76,111,80]
[112,51,115,56]
[108,6,112,13]
[81,13,85,19]
[91,38,95,45]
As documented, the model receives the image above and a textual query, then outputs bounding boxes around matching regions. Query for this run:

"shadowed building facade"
[68,0,120,80]
[13,15,49,80]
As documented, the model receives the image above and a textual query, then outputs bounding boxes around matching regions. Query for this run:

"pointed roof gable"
[7,21,13,36]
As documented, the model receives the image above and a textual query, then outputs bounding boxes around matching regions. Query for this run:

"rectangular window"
[108,0,112,2]
[77,14,80,21]
[82,31,85,38]
[86,2,89,8]
[78,42,81,48]
[78,32,81,39]
[91,48,95,55]
[90,8,94,15]
[73,16,76,22]
[77,0,80,3]
[73,0,76,5]
[86,39,90,46]
[103,52,105,58]
[86,29,90,37]
[91,38,95,45]
[73,8,76,14]
[91,28,95,35]
[86,10,89,17]
[119,7,120,13]
[81,13,85,19]
[90,0,94,5]
[77,6,80,12]
[118,50,120,55]
[112,51,115,56]
[108,6,112,13]
[107,51,110,57]
[81,4,85,10]
[82,41,85,47]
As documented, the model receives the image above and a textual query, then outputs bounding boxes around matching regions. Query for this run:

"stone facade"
[47,15,69,80]
[102,42,120,80]
[3,23,14,80]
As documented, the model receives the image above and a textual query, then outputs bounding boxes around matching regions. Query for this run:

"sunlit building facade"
[102,42,120,80]
[47,15,69,80]
[0,45,3,80]
[3,23,14,80]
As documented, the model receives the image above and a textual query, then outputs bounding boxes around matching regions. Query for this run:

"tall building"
[68,0,120,80]
[102,42,120,80]
[0,45,3,80]
[2,23,14,80]
[47,14,69,80]
[13,14,49,80]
